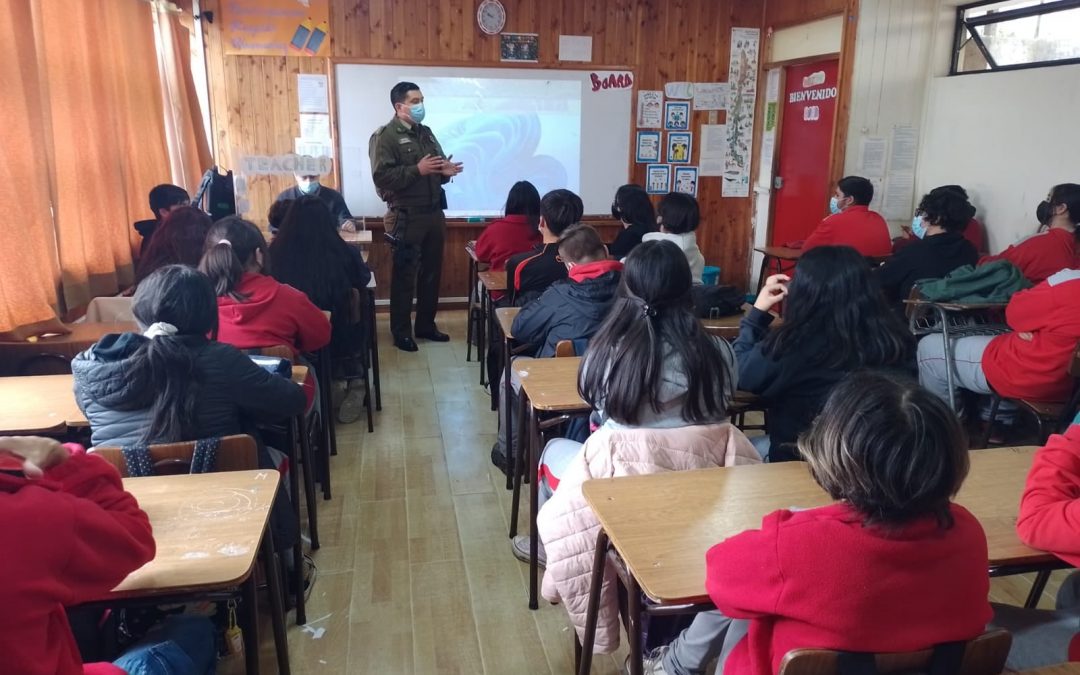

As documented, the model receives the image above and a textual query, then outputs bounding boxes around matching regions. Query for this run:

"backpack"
[691,284,744,319]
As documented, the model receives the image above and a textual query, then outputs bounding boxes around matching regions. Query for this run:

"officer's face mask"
[408,103,426,124]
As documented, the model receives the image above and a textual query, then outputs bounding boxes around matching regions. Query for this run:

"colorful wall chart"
[219,0,331,57]
[723,27,760,197]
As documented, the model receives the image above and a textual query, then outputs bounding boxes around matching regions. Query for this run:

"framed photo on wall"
[664,101,690,131]
[635,131,661,163]
[666,132,692,163]
[646,164,671,194]
[674,166,699,197]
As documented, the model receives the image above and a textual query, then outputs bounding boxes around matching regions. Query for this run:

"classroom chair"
[777,629,1011,675]
[729,390,768,434]
[16,352,72,376]
[91,434,291,674]
[981,342,1080,449]
[84,296,135,323]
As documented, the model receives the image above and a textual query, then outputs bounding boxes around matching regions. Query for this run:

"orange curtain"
[0,1,65,339]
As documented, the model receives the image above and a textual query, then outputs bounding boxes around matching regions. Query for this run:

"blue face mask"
[298,179,320,195]
[409,103,426,124]
[829,197,841,215]
[911,215,927,239]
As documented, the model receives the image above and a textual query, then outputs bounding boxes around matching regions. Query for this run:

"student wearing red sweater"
[991,416,1080,669]
[474,181,543,302]
[918,268,1080,407]
[646,373,991,675]
[0,436,156,675]
[978,183,1080,284]
[200,216,331,406]
[801,176,892,258]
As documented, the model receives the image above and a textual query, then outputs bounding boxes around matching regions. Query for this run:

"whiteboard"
[334,64,633,217]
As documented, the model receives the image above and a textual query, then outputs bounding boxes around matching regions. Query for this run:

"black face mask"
[1036,200,1053,226]
[611,203,622,221]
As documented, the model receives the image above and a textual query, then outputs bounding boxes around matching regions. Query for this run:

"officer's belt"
[388,204,440,214]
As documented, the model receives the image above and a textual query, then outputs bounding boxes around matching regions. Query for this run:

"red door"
[770,59,840,246]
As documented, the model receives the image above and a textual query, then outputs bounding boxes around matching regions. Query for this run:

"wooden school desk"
[753,245,802,292]
[0,322,137,376]
[476,269,507,388]
[1019,665,1080,674]
[102,470,289,675]
[512,355,590,610]
[702,305,784,341]
[576,446,1058,675]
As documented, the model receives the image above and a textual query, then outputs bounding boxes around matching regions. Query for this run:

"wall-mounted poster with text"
[220,0,331,57]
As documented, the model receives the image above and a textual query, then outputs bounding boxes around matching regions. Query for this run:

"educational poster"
[664,101,690,131]
[666,132,692,164]
[723,27,761,198]
[698,124,727,177]
[637,90,664,128]
[674,166,699,197]
[297,74,329,114]
[646,164,671,194]
[501,33,539,62]
[693,83,728,111]
[635,131,661,163]
[220,0,330,57]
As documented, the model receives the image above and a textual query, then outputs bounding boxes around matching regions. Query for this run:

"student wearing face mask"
[801,176,892,258]
[877,186,979,308]
[369,81,465,352]
[274,172,354,228]
[978,183,1080,284]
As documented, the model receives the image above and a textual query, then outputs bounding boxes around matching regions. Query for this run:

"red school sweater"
[982,270,1080,402]
[979,227,1079,284]
[0,450,156,675]
[706,502,992,675]
[801,205,893,258]
[475,215,541,302]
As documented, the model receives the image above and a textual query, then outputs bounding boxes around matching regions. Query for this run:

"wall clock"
[477,0,506,35]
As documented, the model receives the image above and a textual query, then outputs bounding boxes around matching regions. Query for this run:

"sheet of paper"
[295,137,334,159]
[665,82,694,100]
[890,126,918,173]
[299,113,331,141]
[637,90,663,128]
[558,35,593,62]
[868,177,885,213]
[298,74,329,114]
[699,124,727,177]
[692,82,728,111]
[766,68,780,101]
[860,136,888,177]
[883,172,915,220]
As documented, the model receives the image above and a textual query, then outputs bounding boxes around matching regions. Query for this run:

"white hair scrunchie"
[144,322,179,339]
[218,239,232,247]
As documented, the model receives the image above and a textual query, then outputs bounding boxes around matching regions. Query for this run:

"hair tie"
[641,303,658,319]
[217,239,232,247]
[144,322,179,339]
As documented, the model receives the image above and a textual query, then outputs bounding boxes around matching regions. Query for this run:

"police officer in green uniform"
[369,81,464,352]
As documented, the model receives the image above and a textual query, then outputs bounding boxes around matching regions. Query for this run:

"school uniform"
[506,243,567,306]
[475,214,541,302]
[979,227,1079,284]
[877,231,979,305]
[0,450,156,675]
[642,231,705,284]
[704,503,992,675]
[802,205,893,258]
[607,221,656,259]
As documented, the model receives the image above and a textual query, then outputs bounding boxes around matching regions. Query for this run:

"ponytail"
[199,216,270,302]
[127,335,200,443]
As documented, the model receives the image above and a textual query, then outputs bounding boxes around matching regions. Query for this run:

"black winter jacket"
[511,271,620,358]
[72,332,306,448]
[878,231,978,306]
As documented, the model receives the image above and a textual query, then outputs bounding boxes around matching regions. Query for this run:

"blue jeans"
[113,615,217,675]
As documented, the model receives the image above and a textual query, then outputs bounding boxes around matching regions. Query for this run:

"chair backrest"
[251,344,294,360]
[93,434,258,477]
[16,353,72,376]
[778,629,1011,675]
[85,296,136,323]
[554,340,576,358]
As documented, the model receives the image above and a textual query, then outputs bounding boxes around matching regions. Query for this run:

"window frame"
[950,0,1080,75]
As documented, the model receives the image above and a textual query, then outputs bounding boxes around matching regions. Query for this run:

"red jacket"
[979,227,1079,284]
[983,270,1080,402]
[475,214,541,271]
[0,450,156,675]
[964,217,987,255]
[802,205,893,258]
[707,502,991,675]
[216,273,331,357]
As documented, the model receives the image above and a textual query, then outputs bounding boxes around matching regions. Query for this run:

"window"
[952,0,1080,74]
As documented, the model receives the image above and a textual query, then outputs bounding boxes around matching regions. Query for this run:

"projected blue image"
[417,77,582,216]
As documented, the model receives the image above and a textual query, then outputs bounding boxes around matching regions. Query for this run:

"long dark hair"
[199,216,270,302]
[505,180,541,230]
[762,246,913,369]
[269,196,352,309]
[612,184,656,231]
[129,265,219,443]
[136,206,212,286]
[579,240,729,425]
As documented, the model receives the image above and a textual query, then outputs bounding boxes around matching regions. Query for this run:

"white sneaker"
[625,646,670,675]
[510,535,546,568]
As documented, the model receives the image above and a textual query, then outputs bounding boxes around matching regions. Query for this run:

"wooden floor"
[227,310,1066,674]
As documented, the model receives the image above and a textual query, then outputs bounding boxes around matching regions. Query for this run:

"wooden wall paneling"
[828,0,860,190]
[765,0,849,29]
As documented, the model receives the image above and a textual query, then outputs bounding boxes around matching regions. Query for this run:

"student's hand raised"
[0,436,68,478]
[754,274,790,313]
